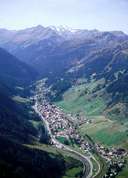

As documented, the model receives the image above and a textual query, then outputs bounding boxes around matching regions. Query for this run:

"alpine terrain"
[0,26,128,178]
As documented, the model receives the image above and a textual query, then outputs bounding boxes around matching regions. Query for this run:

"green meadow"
[79,116,128,146]
[55,81,106,117]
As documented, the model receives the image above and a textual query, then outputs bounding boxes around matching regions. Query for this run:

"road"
[33,102,93,178]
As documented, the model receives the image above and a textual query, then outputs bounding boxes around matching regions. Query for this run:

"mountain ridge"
[0,26,128,121]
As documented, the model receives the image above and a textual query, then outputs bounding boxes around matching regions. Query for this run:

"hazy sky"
[0,0,128,33]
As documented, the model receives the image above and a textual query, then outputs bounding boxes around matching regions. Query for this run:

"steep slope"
[0,48,72,178]
[0,26,128,121]
[0,47,38,90]
[0,26,127,75]
[53,42,128,121]
[0,90,36,142]
[0,136,66,178]
[0,90,82,178]
[0,48,42,142]
[0,26,128,177]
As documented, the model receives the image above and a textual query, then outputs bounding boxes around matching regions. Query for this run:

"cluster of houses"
[36,97,93,151]
[96,144,127,162]
[34,81,92,150]
[37,100,74,138]
[96,144,127,178]
[103,161,125,178]
[35,81,127,178]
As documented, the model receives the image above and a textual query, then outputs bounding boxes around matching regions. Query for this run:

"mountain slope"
[0,47,38,90]
[0,26,128,121]
[0,26,128,177]
[0,48,72,178]
[0,26,128,74]
[0,136,66,178]
[0,47,41,142]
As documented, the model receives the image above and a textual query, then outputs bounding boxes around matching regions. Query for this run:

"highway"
[33,102,93,178]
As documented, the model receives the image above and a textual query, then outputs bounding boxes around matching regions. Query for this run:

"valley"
[33,80,94,178]
[32,79,127,178]
[0,25,128,178]
[55,81,128,147]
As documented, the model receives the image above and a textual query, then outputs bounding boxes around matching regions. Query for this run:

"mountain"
[0,26,128,177]
[0,48,39,142]
[0,26,127,75]
[0,26,128,121]
[0,47,42,143]
[0,48,70,178]
[0,47,38,90]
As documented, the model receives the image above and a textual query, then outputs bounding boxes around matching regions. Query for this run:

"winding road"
[33,102,94,178]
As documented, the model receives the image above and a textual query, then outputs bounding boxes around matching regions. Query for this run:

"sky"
[0,0,128,33]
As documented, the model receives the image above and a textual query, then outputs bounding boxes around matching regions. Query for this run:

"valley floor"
[32,80,127,178]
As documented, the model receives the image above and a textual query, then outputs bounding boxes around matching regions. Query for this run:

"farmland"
[79,116,128,146]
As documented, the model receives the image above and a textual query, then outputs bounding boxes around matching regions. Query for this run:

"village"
[34,81,127,178]
[36,96,91,148]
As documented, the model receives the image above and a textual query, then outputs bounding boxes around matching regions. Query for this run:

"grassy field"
[79,116,128,147]
[55,79,128,123]
[92,153,107,178]
[62,166,82,178]
[54,81,128,177]
[55,82,128,147]
[55,82,106,117]
[56,136,69,144]
[55,80,128,152]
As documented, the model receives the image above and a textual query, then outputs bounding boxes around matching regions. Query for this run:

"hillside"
[0,136,66,178]
[0,26,128,177]
[0,26,128,121]
[0,48,79,178]
[0,47,38,90]
[0,26,128,75]
[0,47,39,141]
